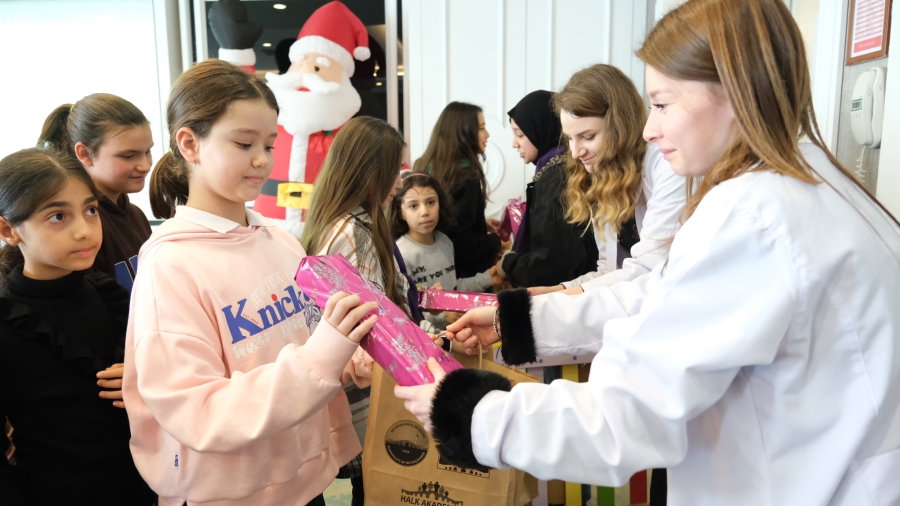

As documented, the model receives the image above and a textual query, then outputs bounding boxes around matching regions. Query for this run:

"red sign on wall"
[847,0,892,65]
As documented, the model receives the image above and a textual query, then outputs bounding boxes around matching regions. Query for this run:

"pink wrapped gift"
[295,254,462,386]
[497,197,527,241]
[418,289,498,313]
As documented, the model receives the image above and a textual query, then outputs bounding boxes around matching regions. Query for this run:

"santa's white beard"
[267,72,361,137]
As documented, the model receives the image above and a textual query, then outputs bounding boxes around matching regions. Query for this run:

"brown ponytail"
[36,94,148,157]
[37,104,75,153]
[150,59,279,219]
[149,151,190,219]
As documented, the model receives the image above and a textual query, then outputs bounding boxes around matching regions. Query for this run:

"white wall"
[404,0,650,217]
[877,2,900,216]
[0,0,172,219]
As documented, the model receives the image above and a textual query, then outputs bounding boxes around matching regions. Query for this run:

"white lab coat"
[471,144,900,505]
[563,143,686,291]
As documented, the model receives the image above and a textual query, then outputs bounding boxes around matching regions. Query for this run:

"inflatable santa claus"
[212,0,370,237]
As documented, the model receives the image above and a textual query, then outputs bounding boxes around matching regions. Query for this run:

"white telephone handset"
[850,66,886,148]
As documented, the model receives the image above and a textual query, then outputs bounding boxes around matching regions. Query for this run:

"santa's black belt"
[261,178,286,196]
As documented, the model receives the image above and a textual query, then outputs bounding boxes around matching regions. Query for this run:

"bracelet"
[492,306,501,340]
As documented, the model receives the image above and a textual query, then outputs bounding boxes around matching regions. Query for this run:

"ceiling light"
[273,3,287,9]
[262,42,272,47]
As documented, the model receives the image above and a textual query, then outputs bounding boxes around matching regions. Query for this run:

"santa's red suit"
[255,125,340,220]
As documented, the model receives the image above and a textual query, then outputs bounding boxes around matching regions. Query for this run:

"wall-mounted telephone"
[850,66,886,148]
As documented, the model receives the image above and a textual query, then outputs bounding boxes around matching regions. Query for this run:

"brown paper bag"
[362,358,538,506]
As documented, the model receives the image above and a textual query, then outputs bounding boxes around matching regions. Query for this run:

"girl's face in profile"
[560,112,606,174]
[510,118,539,164]
[381,170,402,210]
[477,112,490,154]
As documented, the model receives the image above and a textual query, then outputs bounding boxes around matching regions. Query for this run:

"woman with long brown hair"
[300,115,412,506]
[527,64,686,296]
[413,101,505,279]
[396,1,900,503]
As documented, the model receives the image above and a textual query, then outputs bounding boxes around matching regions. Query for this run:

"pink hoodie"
[122,206,361,506]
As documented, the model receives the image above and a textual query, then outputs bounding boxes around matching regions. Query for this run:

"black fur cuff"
[431,368,512,471]
[497,288,537,365]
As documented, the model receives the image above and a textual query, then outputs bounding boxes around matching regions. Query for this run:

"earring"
[193,159,199,166]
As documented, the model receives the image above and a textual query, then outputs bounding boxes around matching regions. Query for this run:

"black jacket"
[88,193,152,289]
[501,155,599,287]
[0,267,155,505]
[445,178,502,279]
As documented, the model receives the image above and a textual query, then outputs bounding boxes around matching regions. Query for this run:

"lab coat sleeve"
[580,155,686,291]
[498,272,658,364]
[463,199,795,486]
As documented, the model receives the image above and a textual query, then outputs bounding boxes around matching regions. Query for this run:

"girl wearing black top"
[413,102,507,278]
[0,148,154,505]
[38,93,154,290]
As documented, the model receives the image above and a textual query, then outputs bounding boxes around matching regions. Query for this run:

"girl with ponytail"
[0,148,155,505]
[398,1,900,504]
[124,59,377,506]
[37,94,153,288]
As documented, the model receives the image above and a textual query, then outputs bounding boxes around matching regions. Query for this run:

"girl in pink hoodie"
[122,59,378,506]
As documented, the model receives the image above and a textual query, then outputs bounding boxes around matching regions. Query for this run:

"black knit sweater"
[0,266,155,505]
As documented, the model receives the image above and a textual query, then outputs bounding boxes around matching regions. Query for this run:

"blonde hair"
[554,64,647,237]
[637,0,896,227]
[300,116,409,316]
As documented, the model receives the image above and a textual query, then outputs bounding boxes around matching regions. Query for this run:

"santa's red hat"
[289,1,371,77]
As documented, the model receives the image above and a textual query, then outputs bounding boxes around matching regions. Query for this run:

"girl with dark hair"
[393,172,492,290]
[413,102,506,279]
[0,148,155,505]
[398,1,900,504]
[495,90,600,288]
[393,173,500,328]
[124,59,378,506]
[37,93,153,289]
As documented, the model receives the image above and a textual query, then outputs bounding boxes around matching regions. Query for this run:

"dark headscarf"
[507,90,563,161]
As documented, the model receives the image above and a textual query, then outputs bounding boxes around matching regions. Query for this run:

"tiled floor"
[323,479,352,505]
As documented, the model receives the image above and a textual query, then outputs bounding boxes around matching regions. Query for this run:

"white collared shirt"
[173,206,273,234]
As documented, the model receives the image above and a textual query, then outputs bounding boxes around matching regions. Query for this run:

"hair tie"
[69,104,75,114]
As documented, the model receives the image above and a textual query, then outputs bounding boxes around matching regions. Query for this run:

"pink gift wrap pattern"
[418,289,498,313]
[295,254,462,386]
[497,198,527,241]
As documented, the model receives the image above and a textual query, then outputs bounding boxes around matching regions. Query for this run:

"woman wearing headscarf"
[496,90,600,288]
